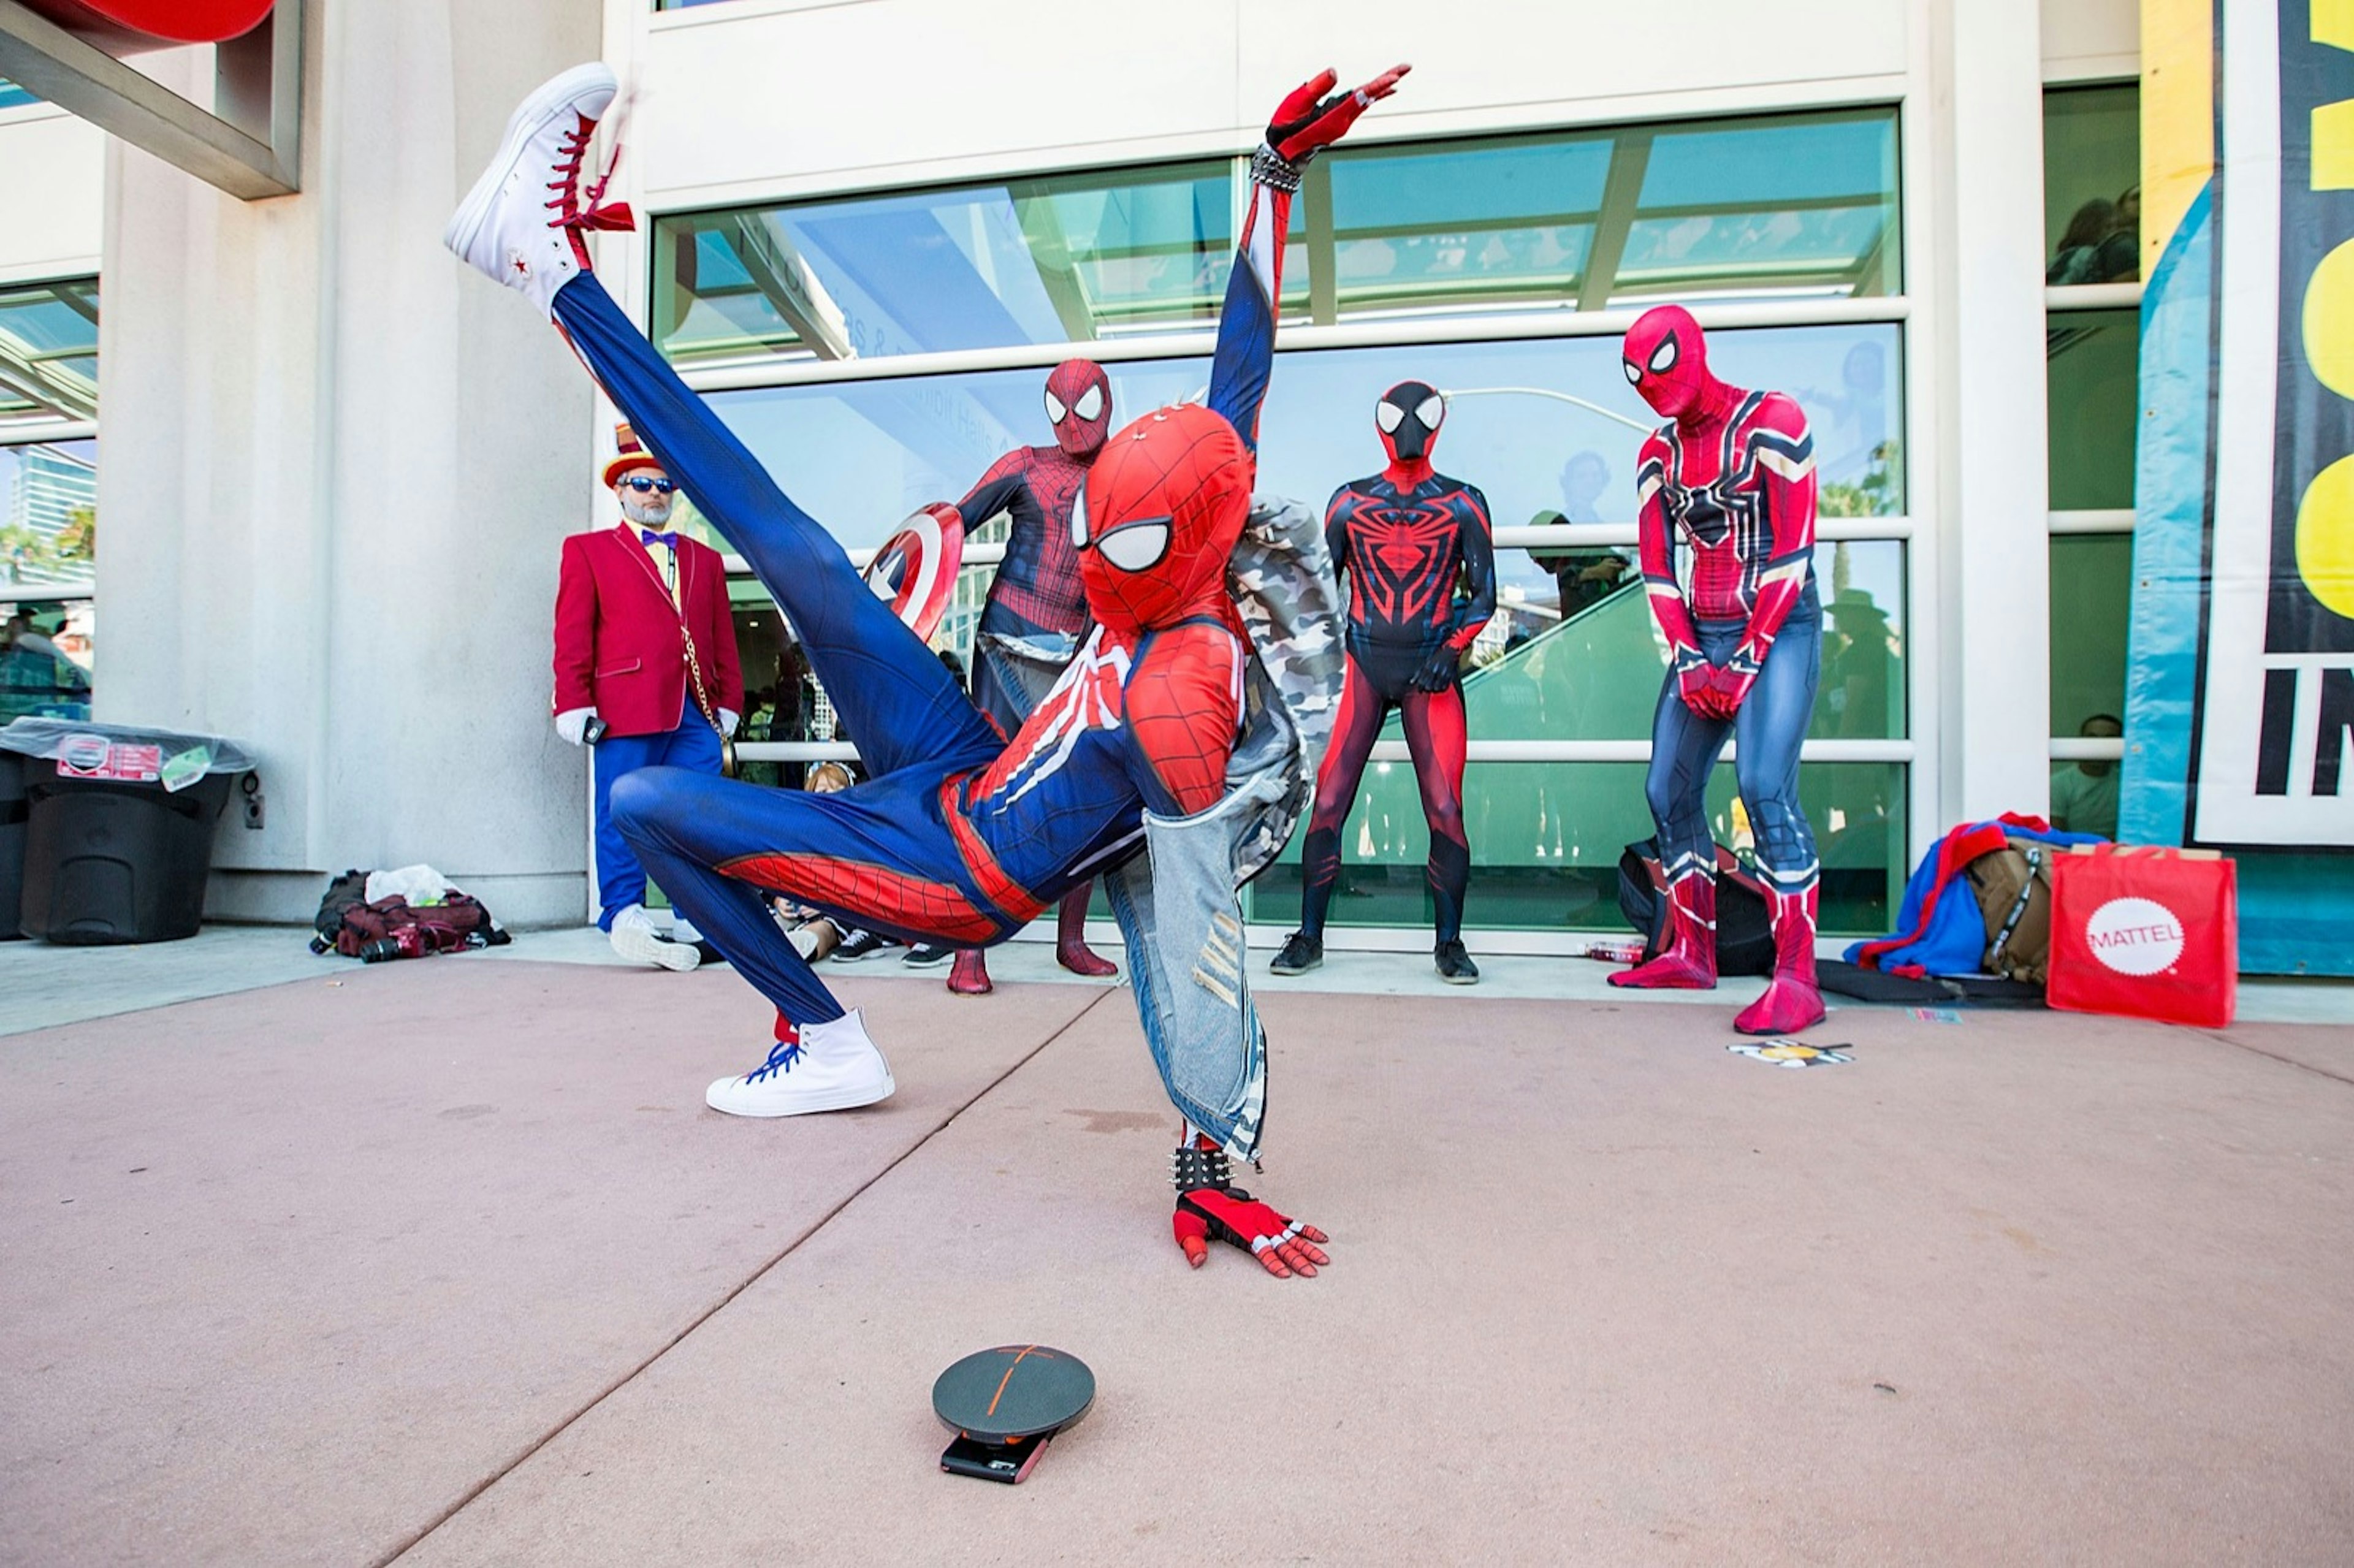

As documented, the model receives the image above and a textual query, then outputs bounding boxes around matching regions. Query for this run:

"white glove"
[555,707,597,746]
[718,707,740,737]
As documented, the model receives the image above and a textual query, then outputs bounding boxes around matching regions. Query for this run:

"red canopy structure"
[20,0,274,51]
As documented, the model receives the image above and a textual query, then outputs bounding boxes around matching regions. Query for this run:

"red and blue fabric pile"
[1845,814,2105,978]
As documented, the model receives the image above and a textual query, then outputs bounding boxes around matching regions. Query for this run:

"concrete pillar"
[1927,0,2054,820]
[97,0,603,926]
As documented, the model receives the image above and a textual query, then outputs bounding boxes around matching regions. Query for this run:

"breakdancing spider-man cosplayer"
[1609,304,1827,1035]
[936,359,1122,994]
[1273,382,1494,984]
[447,60,1410,1277]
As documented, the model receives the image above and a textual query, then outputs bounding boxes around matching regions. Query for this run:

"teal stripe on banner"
[2120,180,2214,848]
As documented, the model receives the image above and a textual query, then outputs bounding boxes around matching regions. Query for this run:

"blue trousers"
[553,273,1005,1028]
[1644,590,1823,895]
[592,718,723,928]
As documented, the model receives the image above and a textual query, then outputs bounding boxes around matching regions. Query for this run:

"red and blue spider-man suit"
[460,61,1407,1277]
[940,359,1119,991]
[1283,381,1493,979]
[1609,304,1826,1035]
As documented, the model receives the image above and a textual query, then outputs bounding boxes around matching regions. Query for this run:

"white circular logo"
[2085,897,2186,976]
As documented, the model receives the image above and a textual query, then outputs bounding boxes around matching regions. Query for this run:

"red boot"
[948,948,993,996]
[1735,884,1826,1035]
[1055,884,1118,977]
[1609,872,1718,989]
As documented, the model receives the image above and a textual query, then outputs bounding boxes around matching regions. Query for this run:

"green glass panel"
[0,439,97,602]
[2043,84,2139,283]
[2049,534,2131,739]
[1244,761,1903,936]
[2047,308,2139,511]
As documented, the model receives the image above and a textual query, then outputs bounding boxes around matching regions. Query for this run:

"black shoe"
[902,942,954,968]
[829,927,897,962]
[1434,939,1479,985]
[1270,931,1323,975]
[691,940,728,967]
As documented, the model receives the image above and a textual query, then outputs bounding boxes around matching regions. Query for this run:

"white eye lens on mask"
[1376,401,1407,434]
[1070,482,1089,547]
[1623,360,1642,385]
[1097,519,1170,573]
[1648,336,1679,374]
[1045,389,1068,424]
[1415,393,1446,429]
[1073,385,1104,421]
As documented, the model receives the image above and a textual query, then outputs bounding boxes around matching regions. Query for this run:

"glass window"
[652,161,1235,366]
[2049,535,2131,739]
[654,108,1902,366]
[2043,85,2140,284]
[2047,307,2139,511]
[1244,761,1903,936]
[1,440,97,723]
[0,80,37,111]
[0,278,100,425]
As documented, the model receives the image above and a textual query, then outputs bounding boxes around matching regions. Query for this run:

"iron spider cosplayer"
[1273,382,1494,983]
[448,60,1408,1277]
[935,359,1121,994]
[1610,304,1827,1035]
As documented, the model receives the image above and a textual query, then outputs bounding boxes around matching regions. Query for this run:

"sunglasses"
[622,477,676,495]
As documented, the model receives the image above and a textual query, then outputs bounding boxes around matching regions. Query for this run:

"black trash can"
[0,750,26,940]
[0,720,254,945]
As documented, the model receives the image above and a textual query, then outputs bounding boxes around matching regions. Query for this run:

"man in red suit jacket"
[555,424,745,969]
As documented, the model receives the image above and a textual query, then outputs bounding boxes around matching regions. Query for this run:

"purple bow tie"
[639,530,679,549]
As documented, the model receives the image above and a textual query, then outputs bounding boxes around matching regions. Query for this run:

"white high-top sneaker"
[705,1009,896,1117]
[443,63,618,317]
[610,902,699,972]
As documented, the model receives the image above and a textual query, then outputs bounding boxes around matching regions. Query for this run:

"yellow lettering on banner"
[2309,238,2354,398]
[2318,0,2354,50]
[2298,453,2354,618]
[2320,99,2354,191]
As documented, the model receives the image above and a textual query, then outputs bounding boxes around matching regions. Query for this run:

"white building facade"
[0,0,2147,945]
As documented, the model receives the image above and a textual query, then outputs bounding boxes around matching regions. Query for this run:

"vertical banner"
[2128,0,2354,971]
[2192,0,2354,845]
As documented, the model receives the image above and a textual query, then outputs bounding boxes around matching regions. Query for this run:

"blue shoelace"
[745,1037,804,1084]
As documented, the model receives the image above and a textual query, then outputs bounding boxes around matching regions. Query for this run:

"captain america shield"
[861,502,966,644]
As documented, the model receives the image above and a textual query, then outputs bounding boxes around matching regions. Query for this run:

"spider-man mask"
[1043,359,1112,460]
[1074,404,1252,637]
[1376,379,1446,465]
[1621,304,1724,422]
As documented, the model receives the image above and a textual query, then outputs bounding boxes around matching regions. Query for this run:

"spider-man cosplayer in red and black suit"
[939,359,1119,993]
[1278,382,1493,982]
[1609,303,1826,1035]
[486,64,1408,1277]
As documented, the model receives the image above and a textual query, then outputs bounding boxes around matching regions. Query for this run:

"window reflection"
[2047,308,2139,510]
[2043,85,2140,284]
[0,279,100,425]
[656,107,1903,367]
[1245,761,1902,935]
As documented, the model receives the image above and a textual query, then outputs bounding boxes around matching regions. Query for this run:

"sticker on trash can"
[56,733,163,782]
[159,745,211,793]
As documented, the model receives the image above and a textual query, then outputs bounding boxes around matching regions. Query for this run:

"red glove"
[1174,1187,1331,1279]
[1675,663,1718,717]
[1266,63,1411,165]
[1702,665,1757,716]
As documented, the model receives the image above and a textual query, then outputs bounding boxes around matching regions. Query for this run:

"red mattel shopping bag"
[2046,845,2238,1027]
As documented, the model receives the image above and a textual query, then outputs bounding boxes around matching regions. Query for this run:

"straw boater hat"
[601,422,668,489]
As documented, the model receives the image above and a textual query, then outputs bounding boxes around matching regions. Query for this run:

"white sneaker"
[610,904,699,972]
[705,1008,896,1117]
[443,62,617,317]
[671,913,703,945]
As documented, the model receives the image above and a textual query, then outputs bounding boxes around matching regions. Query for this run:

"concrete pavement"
[2,942,2350,1565]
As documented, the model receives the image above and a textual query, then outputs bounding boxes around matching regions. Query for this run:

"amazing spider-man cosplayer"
[1609,303,1826,1035]
[931,359,1120,994]
[448,60,1406,1277]
[1272,381,1494,984]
